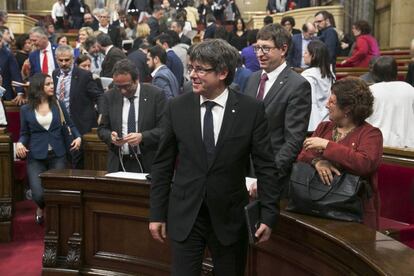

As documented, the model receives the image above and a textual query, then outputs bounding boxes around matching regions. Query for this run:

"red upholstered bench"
[378,148,414,248]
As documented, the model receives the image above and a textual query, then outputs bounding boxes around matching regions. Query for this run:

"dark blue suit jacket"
[166,50,184,88]
[19,101,81,159]
[287,34,303,68]
[153,65,180,99]
[0,47,24,99]
[52,66,103,135]
[29,45,58,77]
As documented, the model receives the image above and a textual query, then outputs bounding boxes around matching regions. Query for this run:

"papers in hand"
[100,77,113,90]
[105,171,148,180]
[12,81,29,87]
[245,177,257,191]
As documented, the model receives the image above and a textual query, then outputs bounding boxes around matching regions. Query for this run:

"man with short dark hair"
[314,10,339,67]
[245,23,311,197]
[155,33,184,87]
[84,36,105,76]
[367,56,414,148]
[149,38,279,276]
[147,5,164,43]
[147,45,180,99]
[171,20,192,46]
[98,59,166,173]
[97,33,126,78]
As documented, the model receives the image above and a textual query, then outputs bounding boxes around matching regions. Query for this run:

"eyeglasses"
[253,45,277,54]
[187,65,215,76]
[113,82,133,90]
[314,19,325,24]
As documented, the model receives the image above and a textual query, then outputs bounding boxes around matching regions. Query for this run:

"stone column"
[390,0,414,47]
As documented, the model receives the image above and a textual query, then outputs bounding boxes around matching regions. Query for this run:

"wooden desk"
[0,128,14,242]
[41,170,414,275]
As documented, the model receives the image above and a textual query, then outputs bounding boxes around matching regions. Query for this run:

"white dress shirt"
[40,43,56,76]
[260,62,287,99]
[122,84,141,154]
[200,89,229,145]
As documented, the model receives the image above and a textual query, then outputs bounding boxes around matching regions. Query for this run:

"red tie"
[256,73,268,101]
[42,49,48,74]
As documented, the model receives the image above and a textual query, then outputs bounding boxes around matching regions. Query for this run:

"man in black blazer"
[97,9,122,48]
[149,39,279,276]
[171,20,192,46]
[98,59,166,173]
[245,24,311,197]
[53,45,104,168]
[97,33,127,78]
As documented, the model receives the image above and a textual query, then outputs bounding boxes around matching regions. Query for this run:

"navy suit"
[166,50,184,88]
[0,47,24,99]
[287,34,304,68]
[318,26,339,66]
[52,66,103,135]
[203,23,216,40]
[19,102,81,159]
[152,65,180,99]
[28,45,58,77]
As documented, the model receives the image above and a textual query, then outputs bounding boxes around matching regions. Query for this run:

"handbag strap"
[56,100,66,125]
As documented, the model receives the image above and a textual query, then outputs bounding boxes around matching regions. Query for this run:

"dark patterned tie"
[127,96,136,154]
[203,101,216,166]
[256,73,268,101]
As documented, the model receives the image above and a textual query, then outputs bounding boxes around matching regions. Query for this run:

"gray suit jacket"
[245,66,311,192]
[97,83,166,173]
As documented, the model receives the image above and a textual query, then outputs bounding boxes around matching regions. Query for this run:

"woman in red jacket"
[341,20,380,67]
[297,78,383,229]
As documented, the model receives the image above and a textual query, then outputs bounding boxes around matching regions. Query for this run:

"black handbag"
[286,162,364,223]
[56,102,74,156]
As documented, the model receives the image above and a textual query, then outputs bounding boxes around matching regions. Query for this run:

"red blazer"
[297,121,383,229]
[342,34,380,67]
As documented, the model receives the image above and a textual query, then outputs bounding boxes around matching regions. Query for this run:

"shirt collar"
[200,88,229,108]
[263,62,287,81]
[105,45,114,55]
[151,64,165,77]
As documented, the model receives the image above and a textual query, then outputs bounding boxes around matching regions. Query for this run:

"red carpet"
[0,200,44,276]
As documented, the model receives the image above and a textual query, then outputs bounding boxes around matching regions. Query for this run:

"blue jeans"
[28,151,67,209]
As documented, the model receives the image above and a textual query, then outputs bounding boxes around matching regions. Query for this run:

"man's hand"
[12,94,27,106]
[123,132,143,146]
[255,223,272,244]
[111,131,125,146]
[149,222,167,243]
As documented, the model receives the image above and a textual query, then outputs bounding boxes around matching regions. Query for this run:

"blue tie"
[127,96,136,153]
[203,101,216,166]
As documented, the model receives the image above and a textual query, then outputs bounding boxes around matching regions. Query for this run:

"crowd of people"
[0,2,414,275]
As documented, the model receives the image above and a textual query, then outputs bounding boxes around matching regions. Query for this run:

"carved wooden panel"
[0,129,13,242]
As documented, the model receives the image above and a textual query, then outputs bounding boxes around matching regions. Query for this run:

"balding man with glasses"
[245,23,311,198]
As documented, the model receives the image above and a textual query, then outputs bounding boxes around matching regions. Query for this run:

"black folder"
[244,200,260,244]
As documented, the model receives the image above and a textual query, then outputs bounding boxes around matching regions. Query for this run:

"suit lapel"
[114,91,123,136]
[246,72,261,98]
[263,66,290,106]
[191,93,208,168]
[138,86,147,131]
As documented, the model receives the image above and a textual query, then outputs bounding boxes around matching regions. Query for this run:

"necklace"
[332,125,355,142]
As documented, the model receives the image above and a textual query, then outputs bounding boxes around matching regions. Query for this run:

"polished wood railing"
[40,169,414,275]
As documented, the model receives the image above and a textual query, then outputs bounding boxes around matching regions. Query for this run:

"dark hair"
[257,23,291,50]
[15,34,30,50]
[155,33,172,48]
[152,4,162,13]
[315,10,336,27]
[263,16,273,25]
[307,40,334,80]
[75,54,91,66]
[56,35,67,44]
[148,45,167,64]
[188,39,239,86]
[175,19,185,30]
[28,73,55,110]
[206,14,216,24]
[281,16,295,27]
[233,17,245,32]
[0,26,9,37]
[353,20,371,35]
[112,59,139,81]
[165,30,180,47]
[372,56,398,82]
[96,33,113,47]
[246,29,259,45]
[84,36,98,51]
[331,77,374,125]
[214,26,229,41]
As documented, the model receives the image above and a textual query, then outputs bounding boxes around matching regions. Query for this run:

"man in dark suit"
[287,22,317,68]
[28,26,58,77]
[315,10,339,68]
[52,45,104,168]
[203,14,217,40]
[244,24,311,197]
[147,5,164,44]
[127,43,151,82]
[149,39,280,276]
[97,33,127,78]
[98,59,166,173]
[66,0,86,29]
[97,9,122,48]
[83,12,99,30]
[171,20,192,46]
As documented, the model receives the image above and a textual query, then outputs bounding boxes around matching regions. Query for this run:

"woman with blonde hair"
[75,26,95,58]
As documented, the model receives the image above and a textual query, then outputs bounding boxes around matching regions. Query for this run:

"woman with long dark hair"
[301,40,335,132]
[228,17,247,51]
[15,73,81,224]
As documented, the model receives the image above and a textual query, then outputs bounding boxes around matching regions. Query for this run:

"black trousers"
[170,202,248,276]
[118,154,143,173]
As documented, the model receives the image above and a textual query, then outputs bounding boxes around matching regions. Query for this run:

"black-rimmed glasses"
[187,65,215,76]
[253,45,277,54]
